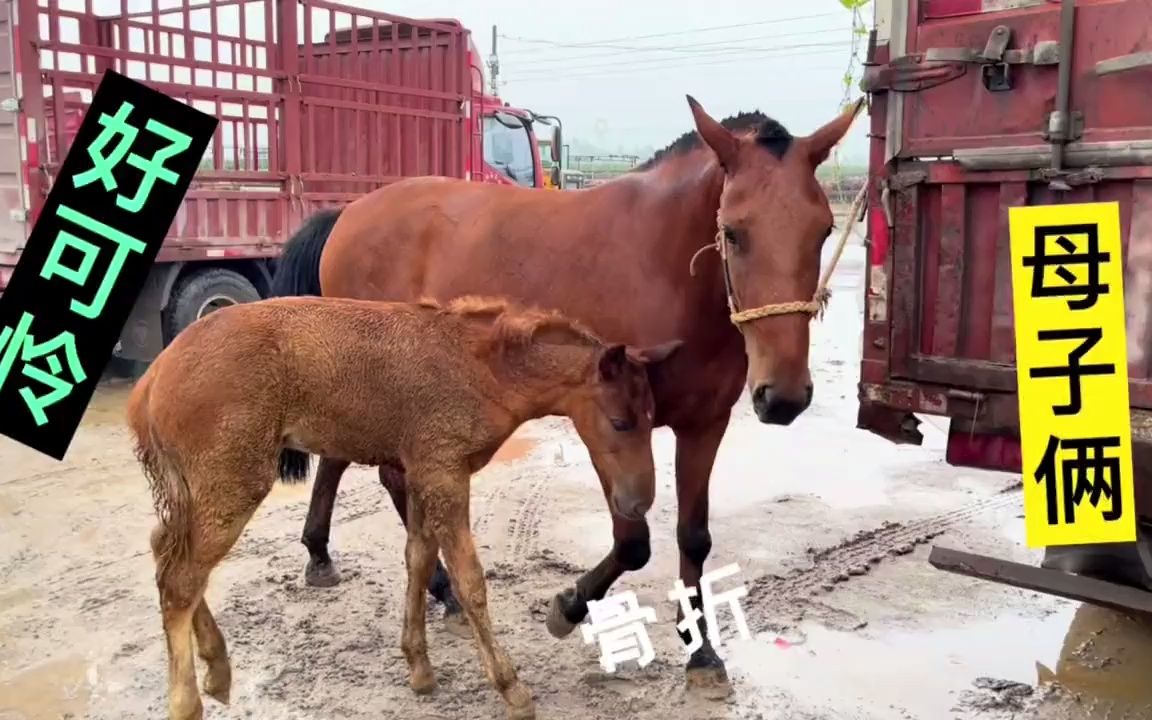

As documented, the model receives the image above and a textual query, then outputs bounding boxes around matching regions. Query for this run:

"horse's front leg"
[379,463,467,634]
[546,458,651,638]
[673,414,730,690]
[301,456,351,587]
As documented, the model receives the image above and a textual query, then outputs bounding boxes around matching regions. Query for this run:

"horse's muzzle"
[752,383,813,425]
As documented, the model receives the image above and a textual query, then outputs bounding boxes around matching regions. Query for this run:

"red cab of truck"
[0,1,557,365]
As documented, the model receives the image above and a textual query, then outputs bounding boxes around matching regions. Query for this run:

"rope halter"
[689,182,868,327]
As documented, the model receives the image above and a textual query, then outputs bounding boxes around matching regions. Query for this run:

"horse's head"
[687,96,863,426]
[565,340,683,521]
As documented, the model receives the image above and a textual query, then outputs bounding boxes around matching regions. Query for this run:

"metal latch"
[1096,51,1152,76]
[862,26,1059,94]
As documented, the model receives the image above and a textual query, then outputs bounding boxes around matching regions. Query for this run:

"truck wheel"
[163,268,261,343]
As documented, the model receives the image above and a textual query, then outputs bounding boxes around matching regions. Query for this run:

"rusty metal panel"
[888,170,1152,409]
[898,0,1152,158]
[3,0,468,271]
[0,2,25,255]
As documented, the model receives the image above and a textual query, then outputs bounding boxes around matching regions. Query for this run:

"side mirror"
[551,126,562,164]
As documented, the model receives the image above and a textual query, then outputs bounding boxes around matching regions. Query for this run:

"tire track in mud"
[471,478,507,538]
[745,482,1023,627]
[506,472,549,561]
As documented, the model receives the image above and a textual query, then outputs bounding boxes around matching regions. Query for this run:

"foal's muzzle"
[610,490,652,521]
[752,383,813,425]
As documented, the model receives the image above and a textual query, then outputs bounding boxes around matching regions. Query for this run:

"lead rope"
[689,181,869,325]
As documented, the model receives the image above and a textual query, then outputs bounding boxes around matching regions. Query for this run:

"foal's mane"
[634,109,794,171]
[417,295,603,352]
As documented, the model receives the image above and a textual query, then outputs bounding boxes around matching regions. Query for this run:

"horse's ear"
[598,344,628,380]
[806,97,866,167]
[687,95,738,172]
[626,339,684,366]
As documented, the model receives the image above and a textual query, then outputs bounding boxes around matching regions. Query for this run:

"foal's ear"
[806,96,866,167]
[598,344,628,380]
[687,95,739,172]
[626,339,684,366]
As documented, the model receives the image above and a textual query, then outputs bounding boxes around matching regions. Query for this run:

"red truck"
[859,0,1152,609]
[0,0,564,364]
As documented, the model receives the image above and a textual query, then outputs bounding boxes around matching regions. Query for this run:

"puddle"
[492,436,537,464]
[0,656,92,720]
[727,601,1152,718]
[0,587,39,613]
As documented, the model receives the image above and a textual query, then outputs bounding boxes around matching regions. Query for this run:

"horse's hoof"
[443,607,471,638]
[202,665,232,704]
[304,560,341,588]
[685,647,731,698]
[409,667,438,695]
[545,592,579,639]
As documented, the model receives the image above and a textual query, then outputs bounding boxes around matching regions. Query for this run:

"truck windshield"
[483,116,536,188]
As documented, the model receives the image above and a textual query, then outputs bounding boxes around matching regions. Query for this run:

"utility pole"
[487,25,500,96]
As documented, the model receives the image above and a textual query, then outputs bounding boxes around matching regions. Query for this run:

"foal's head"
[686,96,863,426]
[441,296,682,522]
[563,340,683,521]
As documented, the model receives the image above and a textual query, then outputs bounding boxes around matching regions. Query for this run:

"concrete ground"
[2,227,1151,720]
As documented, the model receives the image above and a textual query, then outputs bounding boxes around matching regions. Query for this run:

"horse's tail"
[278,448,312,484]
[270,207,344,297]
[128,368,193,586]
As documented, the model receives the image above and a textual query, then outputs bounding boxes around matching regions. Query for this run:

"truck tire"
[163,268,261,343]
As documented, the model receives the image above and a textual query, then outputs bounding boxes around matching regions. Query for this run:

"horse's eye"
[722,226,740,247]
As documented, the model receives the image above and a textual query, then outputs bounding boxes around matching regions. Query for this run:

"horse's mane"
[416,295,603,352]
[634,110,794,171]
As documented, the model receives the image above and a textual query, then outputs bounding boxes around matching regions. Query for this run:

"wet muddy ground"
[3,236,1152,719]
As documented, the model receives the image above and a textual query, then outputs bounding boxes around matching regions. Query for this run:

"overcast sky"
[336,1,870,163]
[76,0,870,164]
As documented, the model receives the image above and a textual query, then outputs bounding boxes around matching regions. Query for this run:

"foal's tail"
[128,369,193,585]
[270,207,344,297]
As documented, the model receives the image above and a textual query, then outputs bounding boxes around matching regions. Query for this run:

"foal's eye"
[610,416,636,432]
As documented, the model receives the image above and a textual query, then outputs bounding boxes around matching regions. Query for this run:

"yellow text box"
[1008,201,1135,548]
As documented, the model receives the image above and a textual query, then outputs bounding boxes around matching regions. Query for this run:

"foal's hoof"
[545,591,579,639]
[685,647,731,698]
[505,683,536,720]
[202,664,232,704]
[409,666,438,695]
[304,560,342,588]
[442,606,471,638]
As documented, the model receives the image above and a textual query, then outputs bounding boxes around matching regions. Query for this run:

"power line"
[496,26,846,67]
[503,48,849,84]
[504,41,850,80]
[498,11,843,55]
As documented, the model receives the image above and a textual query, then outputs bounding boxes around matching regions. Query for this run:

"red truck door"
[859,0,1152,471]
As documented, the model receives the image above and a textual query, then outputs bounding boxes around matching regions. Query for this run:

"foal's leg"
[154,465,272,720]
[418,472,535,720]
[301,456,351,587]
[379,462,466,633]
[401,487,440,693]
[672,415,731,689]
[546,456,651,638]
[192,600,231,704]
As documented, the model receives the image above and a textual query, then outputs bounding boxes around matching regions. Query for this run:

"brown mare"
[271,95,863,684]
[128,293,680,720]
